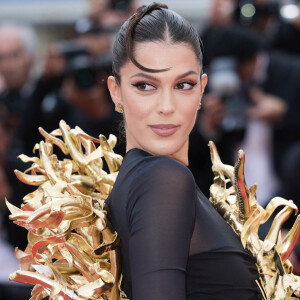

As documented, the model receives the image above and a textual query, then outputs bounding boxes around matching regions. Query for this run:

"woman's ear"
[200,73,208,96]
[107,76,122,105]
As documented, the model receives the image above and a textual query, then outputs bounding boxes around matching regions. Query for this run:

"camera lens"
[73,68,97,90]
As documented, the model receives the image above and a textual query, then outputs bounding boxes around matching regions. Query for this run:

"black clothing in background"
[261,51,300,176]
[272,22,300,55]
[0,89,30,115]
[106,148,262,299]
[0,84,35,133]
[279,142,300,229]
[188,123,212,197]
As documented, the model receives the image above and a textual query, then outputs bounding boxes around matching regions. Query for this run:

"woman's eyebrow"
[130,73,159,81]
[130,70,198,81]
[176,70,198,80]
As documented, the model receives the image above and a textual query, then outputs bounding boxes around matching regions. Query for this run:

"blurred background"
[0,0,300,298]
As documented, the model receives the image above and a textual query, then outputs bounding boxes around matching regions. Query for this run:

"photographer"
[0,22,38,132]
[60,53,124,142]
[272,0,300,55]
[76,0,139,33]
[198,26,300,208]
[4,42,125,250]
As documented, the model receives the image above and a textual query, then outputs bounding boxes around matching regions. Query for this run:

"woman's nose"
[157,89,175,115]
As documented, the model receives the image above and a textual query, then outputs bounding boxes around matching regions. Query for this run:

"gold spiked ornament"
[6,122,300,299]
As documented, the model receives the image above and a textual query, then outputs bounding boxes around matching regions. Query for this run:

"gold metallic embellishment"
[209,141,300,300]
[6,121,300,300]
[197,103,202,110]
[6,120,127,300]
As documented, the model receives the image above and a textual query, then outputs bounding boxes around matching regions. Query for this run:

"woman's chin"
[146,142,186,159]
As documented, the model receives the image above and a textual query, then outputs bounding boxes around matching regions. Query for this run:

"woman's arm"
[127,157,196,299]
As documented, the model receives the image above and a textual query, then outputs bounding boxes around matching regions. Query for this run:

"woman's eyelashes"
[175,81,197,90]
[131,81,197,91]
[131,82,155,91]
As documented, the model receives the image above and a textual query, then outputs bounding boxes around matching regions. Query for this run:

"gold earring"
[115,103,124,113]
[197,103,202,110]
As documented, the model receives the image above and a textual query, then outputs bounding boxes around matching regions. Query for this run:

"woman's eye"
[132,82,155,91]
[175,82,196,90]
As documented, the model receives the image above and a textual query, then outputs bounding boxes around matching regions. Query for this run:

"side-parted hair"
[112,2,204,84]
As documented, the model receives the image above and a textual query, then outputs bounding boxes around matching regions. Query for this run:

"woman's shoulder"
[125,149,197,225]
[124,148,195,184]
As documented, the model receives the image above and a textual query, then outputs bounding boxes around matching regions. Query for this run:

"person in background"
[0,104,31,300]
[200,0,238,68]
[199,25,300,221]
[272,0,300,55]
[0,107,12,208]
[0,22,38,256]
[3,51,125,251]
[75,0,140,33]
[2,19,124,251]
[0,22,37,132]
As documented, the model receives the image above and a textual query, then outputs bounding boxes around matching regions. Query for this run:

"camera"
[209,57,248,132]
[110,0,132,12]
[64,52,112,90]
[54,39,112,90]
[55,39,88,60]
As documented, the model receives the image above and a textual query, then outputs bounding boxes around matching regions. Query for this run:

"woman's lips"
[149,124,180,137]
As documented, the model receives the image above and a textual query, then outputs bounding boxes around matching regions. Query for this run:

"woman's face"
[108,42,207,165]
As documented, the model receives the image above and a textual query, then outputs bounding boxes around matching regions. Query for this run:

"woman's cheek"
[128,98,153,119]
[126,103,146,121]
[182,99,198,117]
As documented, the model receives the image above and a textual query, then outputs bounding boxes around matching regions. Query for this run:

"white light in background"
[280,3,300,21]
[241,3,256,19]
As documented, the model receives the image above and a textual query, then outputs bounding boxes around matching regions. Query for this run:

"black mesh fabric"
[106,148,262,300]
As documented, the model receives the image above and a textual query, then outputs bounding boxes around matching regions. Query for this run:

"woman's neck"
[126,142,189,166]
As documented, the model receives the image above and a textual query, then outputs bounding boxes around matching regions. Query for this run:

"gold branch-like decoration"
[6,120,127,300]
[7,121,300,300]
[209,141,300,299]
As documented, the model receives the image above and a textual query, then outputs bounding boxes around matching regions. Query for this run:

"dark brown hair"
[112,2,204,84]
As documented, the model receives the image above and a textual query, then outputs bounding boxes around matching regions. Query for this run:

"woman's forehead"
[121,41,200,74]
[133,40,196,54]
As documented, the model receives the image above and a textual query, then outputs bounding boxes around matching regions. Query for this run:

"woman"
[106,3,262,299]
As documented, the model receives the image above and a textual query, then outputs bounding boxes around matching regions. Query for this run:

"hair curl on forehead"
[112,2,203,84]
[125,3,169,73]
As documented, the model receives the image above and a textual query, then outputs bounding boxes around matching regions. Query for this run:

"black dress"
[105,148,262,300]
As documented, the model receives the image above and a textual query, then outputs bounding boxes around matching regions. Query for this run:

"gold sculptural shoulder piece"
[6,120,127,300]
[209,141,300,300]
[6,121,300,300]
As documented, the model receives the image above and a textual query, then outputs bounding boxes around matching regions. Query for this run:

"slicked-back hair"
[112,2,204,84]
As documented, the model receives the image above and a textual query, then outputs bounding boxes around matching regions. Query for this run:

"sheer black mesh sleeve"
[126,157,196,300]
